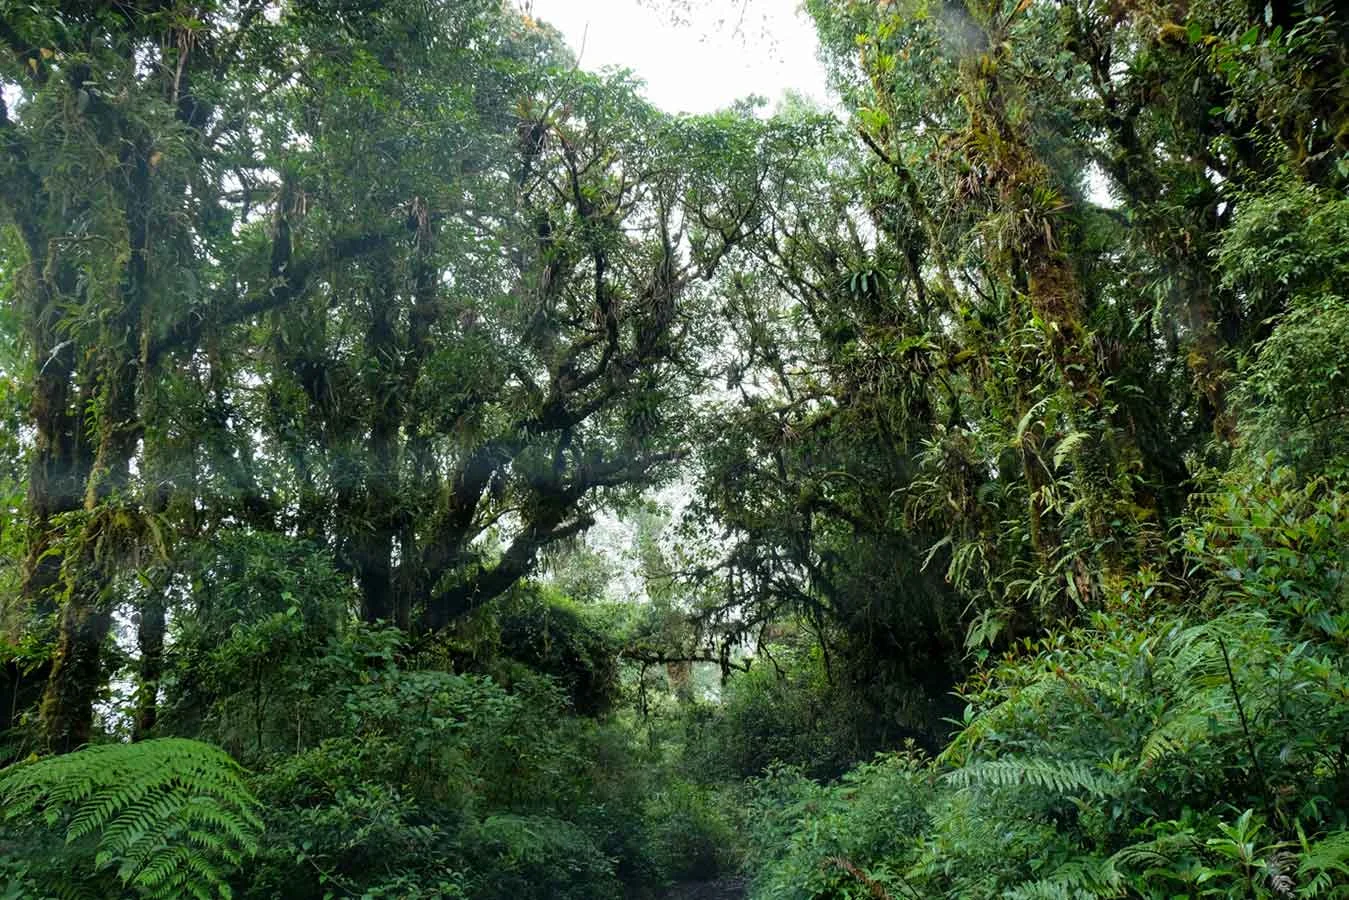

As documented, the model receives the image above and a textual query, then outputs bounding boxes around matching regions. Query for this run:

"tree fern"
[0,739,262,899]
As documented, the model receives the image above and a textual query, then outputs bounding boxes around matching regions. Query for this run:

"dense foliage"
[1,0,1346,897]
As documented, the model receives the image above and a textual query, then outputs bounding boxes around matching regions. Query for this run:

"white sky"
[527,0,832,114]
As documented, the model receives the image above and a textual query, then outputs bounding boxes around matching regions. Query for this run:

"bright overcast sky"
[527,0,832,114]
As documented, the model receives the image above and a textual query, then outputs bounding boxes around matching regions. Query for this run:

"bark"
[421,506,593,632]
[39,132,151,751]
[132,593,167,741]
[37,582,113,753]
[20,304,88,618]
[354,279,400,625]
[3,93,89,624]
[395,199,439,632]
[961,42,1143,582]
[1,85,88,744]
[132,426,173,742]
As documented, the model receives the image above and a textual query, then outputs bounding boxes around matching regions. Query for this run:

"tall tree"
[683,0,1346,738]
[0,0,249,750]
[0,0,809,750]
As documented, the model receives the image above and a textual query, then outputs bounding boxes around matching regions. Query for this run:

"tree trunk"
[132,592,166,741]
[961,41,1142,586]
[355,261,402,626]
[39,136,151,751]
[38,574,114,753]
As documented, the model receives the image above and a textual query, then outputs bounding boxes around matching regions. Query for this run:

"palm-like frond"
[0,739,262,899]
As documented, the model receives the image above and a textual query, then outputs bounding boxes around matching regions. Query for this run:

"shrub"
[745,607,1349,899]
[466,813,621,900]
[688,642,869,780]
[644,778,741,881]
[745,753,932,900]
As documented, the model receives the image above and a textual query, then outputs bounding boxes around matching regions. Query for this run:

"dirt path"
[659,876,748,900]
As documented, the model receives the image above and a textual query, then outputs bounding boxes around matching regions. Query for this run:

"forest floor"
[660,876,748,899]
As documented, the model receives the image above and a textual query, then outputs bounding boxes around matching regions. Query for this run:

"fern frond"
[941,677,1060,764]
[1109,831,1204,877]
[1299,829,1349,895]
[0,738,261,900]
[946,756,1111,798]
[1004,854,1125,898]
[1139,695,1232,765]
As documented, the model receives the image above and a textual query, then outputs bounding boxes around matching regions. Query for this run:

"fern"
[941,676,1060,765]
[1003,854,1125,899]
[946,756,1111,799]
[1110,830,1204,872]
[0,739,263,899]
[1139,698,1230,765]
[1298,830,1349,897]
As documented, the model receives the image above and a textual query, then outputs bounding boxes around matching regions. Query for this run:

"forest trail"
[660,876,748,899]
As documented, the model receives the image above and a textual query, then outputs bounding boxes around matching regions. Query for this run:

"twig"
[1218,636,1278,825]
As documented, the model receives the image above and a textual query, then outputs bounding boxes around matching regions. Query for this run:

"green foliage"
[748,597,1349,898]
[1222,186,1349,479]
[227,617,690,898]
[745,753,933,900]
[464,585,622,716]
[737,447,1349,898]
[2,0,1347,896]
[468,814,621,900]
[683,640,881,780]
[160,531,355,760]
[643,779,740,881]
[1185,459,1349,643]
[0,739,261,899]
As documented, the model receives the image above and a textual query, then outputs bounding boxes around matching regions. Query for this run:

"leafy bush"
[468,585,622,717]
[227,621,674,898]
[644,778,741,881]
[743,460,1349,898]
[745,605,1349,899]
[1186,458,1349,644]
[746,753,932,899]
[160,531,355,760]
[686,642,871,780]
[467,814,621,900]
[1221,185,1349,480]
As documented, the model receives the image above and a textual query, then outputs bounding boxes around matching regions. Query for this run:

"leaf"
[922,535,952,571]
[0,740,261,899]
[1053,431,1088,469]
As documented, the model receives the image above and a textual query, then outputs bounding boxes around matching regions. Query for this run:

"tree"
[0,0,261,750]
[244,50,807,634]
[0,0,812,751]
[678,0,1347,738]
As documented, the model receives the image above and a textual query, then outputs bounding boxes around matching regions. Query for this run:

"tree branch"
[147,230,391,364]
[619,648,752,674]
